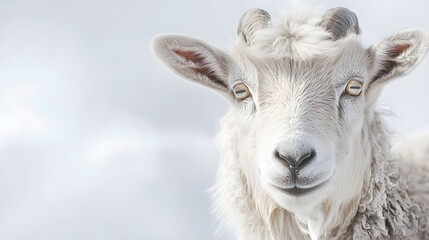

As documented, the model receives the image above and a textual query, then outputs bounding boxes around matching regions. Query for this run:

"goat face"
[227,39,369,210]
[152,7,429,213]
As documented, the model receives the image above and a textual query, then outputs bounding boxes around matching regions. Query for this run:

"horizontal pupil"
[349,86,361,89]
[235,90,246,94]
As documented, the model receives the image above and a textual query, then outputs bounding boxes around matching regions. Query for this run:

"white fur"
[152,8,429,240]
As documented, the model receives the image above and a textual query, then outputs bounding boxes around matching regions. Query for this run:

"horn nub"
[237,9,272,46]
[319,7,360,41]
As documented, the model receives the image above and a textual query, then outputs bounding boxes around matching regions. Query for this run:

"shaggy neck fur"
[213,110,428,240]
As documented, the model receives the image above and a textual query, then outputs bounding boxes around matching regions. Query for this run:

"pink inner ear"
[173,49,213,75]
[173,49,227,89]
[389,44,411,58]
[372,44,412,82]
[173,49,204,63]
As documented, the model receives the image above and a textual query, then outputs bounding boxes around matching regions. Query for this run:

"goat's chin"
[261,176,331,212]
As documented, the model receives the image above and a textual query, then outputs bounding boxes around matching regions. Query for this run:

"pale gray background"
[0,0,428,240]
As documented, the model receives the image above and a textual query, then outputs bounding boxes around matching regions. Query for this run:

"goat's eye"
[345,79,363,96]
[233,83,251,100]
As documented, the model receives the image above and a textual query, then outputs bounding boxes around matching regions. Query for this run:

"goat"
[152,7,429,239]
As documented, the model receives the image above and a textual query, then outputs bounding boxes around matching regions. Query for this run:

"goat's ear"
[366,29,429,101]
[151,34,232,97]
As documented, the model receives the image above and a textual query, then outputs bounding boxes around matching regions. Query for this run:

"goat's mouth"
[270,181,326,197]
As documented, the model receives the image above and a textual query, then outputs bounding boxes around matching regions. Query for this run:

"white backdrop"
[0,0,428,239]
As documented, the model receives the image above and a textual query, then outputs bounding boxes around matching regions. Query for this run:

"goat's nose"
[275,148,315,169]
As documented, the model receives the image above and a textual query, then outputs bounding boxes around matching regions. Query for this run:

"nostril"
[274,150,295,169]
[296,149,316,168]
[275,148,316,170]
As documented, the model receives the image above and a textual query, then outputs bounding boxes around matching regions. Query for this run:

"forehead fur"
[229,37,366,88]
[232,10,360,61]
